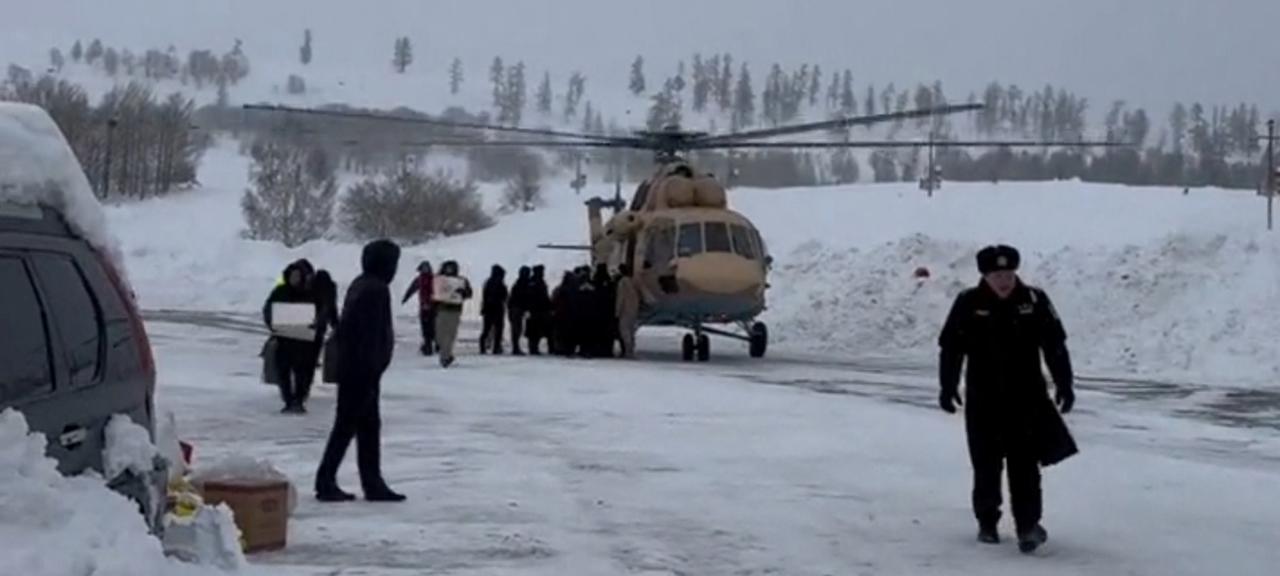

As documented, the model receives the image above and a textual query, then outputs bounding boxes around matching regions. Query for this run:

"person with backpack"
[431,260,472,367]
[401,261,436,355]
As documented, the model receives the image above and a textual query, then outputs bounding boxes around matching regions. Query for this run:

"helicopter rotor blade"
[399,139,640,149]
[692,103,985,145]
[689,139,1133,150]
[242,103,625,143]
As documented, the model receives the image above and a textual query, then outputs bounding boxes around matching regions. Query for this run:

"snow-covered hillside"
[104,140,1280,389]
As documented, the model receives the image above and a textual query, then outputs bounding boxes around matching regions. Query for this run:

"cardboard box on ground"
[200,479,290,553]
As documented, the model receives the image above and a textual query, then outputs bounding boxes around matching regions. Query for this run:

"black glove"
[939,389,962,414]
[1055,385,1075,414]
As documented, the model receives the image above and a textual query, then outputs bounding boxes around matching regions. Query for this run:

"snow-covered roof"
[0,102,123,274]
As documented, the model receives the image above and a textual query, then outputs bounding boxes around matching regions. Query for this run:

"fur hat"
[977,244,1020,274]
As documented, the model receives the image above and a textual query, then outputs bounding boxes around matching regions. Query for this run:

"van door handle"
[60,425,87,450]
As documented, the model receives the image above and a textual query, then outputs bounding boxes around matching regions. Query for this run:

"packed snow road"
[147,310,1280,576]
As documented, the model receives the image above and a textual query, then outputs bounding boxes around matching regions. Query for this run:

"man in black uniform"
[315,239,406,503]
[525,265,551,355]
[938,244,1076,553]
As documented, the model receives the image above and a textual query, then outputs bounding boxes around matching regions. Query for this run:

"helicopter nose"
[676,254,764,294]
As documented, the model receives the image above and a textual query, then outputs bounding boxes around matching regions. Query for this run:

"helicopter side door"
[640,218,676,299]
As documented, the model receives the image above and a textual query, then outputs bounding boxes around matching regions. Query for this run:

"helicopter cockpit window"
[730,224,758,259]
[704,222,732,253]
[677,222,703,257]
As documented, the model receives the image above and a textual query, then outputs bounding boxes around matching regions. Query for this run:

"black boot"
[316,486,356,502]
[365,487,407,502]
[1017,524,1048,553]
[977,524,1000,545]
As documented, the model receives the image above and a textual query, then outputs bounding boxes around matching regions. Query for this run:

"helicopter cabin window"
[704,222,732,253]
[644,220,675,268]
[730,224,758,259]
[677,222,703,257]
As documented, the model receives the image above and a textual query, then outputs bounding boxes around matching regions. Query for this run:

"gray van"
[1,188,167,532]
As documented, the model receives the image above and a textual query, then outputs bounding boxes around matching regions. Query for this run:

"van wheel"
[749,322,768,358]
[696,334,710,362]
[681,334,695,361]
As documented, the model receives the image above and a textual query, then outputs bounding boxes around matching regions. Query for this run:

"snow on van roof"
[0,102,122,269]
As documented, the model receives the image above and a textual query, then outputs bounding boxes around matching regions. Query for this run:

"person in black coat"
[314,239,406,503]
[479,265,509,354]
[263,260,317,413]
[311,270,340,343]
[938,244,1076,553]
[525,265,552,355]
[590,263,617,358]
[507,266,532,355]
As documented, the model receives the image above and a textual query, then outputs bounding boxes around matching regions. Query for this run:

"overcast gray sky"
[4,0,1277,115]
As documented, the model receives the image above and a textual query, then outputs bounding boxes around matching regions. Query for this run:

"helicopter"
[242,102,1127,361]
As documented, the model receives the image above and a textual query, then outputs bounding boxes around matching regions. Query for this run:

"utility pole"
[1262,120,1277,231]
[102,117,118,198]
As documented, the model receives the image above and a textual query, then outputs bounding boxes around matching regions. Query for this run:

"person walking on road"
[402,261,436,356]
[479,265,509,355]
[432,260,472,367]
[507,266,532,355]
[938,244,1077,554]
[263,260,318,414]
[315,239,406,503]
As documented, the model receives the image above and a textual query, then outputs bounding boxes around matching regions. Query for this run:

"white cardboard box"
[271,303,316,341]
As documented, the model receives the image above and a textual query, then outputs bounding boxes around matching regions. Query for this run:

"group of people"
[401,260,643,362]
[260,238,1077,556]
[261,258,339,414]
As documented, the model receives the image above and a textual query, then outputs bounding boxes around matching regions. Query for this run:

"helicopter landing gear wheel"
[748,322,768,358]
[696,334,710,362]
[681,334,696,362]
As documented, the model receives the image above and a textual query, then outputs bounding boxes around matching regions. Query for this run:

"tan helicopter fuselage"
[588,162,770,328]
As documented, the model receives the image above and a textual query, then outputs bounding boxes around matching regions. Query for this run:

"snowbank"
[0,102,125,277]
[103,139,1280,387]
[103,414,161,480]
[0,409,252,576]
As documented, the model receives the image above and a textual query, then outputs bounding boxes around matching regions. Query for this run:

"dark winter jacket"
[481,265,509,318]
[402,270,435,311]
[312,270,340,343]
[263,260,315,330]
[508,266,532,312]
[335,239,400,387]
[527,266,552,314]
[938,280,1074,413]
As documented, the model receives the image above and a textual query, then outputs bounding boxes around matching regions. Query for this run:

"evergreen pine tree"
[808,65,821,107]
[673,60,687,93]
[692,53,710,112]
[449,57,464,95]
[86,39,104,65]
[629,55,646,95]
[840,70,856,115]
[49,48,65,73]
[102,48,119,76]
[70,40,83,63]
[536,71,552,115]
[1169,103,1188,154]
[826,71,840,111]
[300,29,313,65]
[582,101,595,133]
[717,54,734,111]
[502,61,527,125]
[392,37,413,73]
[864,85,876,116]
[732,62,755,129]
[489,57,505,110]
[564,72,586,120]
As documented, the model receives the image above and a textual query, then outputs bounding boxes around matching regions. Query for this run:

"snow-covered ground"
[106,140,1280,389]
[146,309,1280,576]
